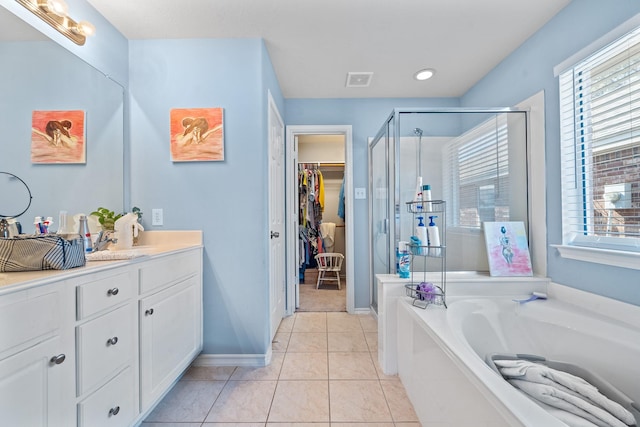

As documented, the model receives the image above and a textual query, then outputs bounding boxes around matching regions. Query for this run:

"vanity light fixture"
[15,0,95,46]
[414,68,436,81]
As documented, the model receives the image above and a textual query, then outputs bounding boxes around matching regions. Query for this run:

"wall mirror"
[0,5,124,233]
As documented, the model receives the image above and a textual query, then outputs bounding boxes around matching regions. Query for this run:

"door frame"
[285,125,354,315]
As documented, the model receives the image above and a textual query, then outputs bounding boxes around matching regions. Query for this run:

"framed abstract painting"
[483,221,533,277]
[170,107,224,162]
[31,110,86,164]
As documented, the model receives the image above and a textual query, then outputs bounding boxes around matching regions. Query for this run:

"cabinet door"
[0,336,74,427]
[139,275,201,411]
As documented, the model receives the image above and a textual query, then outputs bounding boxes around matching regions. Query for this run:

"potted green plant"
[90,207,122,231]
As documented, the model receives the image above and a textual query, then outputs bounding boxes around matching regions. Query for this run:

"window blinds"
[560,26,640,246]
[443,115,509,228]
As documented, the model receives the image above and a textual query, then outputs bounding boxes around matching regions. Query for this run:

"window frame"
[555,15,640,270]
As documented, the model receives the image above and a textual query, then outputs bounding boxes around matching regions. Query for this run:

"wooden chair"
[314,253,344,289]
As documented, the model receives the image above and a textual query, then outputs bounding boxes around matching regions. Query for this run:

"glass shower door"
[369,131,390,312]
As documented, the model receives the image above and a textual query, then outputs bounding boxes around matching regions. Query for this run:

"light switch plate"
[152,209,163,226]
[355,187,366,199]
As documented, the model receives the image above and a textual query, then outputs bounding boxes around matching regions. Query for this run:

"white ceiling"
[87,1,572,98]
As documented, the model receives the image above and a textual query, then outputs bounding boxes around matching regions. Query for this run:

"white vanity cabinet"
[0,234,203,427]
[0,280,76,427]
[138,250,203,412]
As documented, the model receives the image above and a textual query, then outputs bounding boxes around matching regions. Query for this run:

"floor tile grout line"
[199,366,235,424]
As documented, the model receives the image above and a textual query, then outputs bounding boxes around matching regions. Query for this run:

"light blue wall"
[129,38,282,355]
[285,98,460,308]
[461,0,640,305]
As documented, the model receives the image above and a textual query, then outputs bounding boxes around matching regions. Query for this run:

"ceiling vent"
[346,72,373,87]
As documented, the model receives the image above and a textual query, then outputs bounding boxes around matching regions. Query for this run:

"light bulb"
[76,21,96,36]
[46,0,68,16]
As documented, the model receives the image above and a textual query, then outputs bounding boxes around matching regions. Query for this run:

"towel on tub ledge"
[494,359,636,427]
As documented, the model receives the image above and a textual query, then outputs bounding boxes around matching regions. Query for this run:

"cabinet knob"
[145,308,154,316]
[108,406,120,416]
[106,336,119,346]
[107,287,119,296]
[50,354,66,365]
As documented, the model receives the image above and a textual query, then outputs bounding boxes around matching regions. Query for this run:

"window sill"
[552,244,640,271]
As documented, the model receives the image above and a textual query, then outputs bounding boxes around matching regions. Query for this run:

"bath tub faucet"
[512,291,548,304]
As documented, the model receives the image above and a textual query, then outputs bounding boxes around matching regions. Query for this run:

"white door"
[268,92,286,340]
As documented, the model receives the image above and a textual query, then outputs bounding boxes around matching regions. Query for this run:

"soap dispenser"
[415,216,428,255]
[427,215,441,256]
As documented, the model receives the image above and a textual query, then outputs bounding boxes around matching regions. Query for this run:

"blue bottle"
[398,241,410,278]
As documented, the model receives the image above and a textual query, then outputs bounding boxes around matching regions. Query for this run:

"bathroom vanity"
[0,231,203,427]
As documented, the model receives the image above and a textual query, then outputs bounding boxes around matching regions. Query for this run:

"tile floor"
[142,311,421,426]
[297,283,346,312]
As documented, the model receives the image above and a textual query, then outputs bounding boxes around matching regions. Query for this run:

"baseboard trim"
[194,348,273,367]
[353,307,371,315]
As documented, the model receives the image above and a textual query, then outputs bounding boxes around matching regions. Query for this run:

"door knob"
[107,337,118,346]
[270,231,280,239]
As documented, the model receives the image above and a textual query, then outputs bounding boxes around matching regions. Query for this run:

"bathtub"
[382,277,640,426]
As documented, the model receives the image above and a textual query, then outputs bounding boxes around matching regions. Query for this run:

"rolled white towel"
[495,359,635,426]
[533,398,602,427]
[509,379,629,427]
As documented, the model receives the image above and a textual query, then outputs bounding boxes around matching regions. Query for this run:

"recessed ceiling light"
[414,68,436,81]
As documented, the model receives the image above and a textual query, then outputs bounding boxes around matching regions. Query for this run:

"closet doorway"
[285,125,354,315]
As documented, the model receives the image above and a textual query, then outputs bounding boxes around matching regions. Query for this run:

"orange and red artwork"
[31,110,86,164]
[170,107,224,162]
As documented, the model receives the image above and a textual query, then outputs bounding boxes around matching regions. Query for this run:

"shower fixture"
[414,128,423,176]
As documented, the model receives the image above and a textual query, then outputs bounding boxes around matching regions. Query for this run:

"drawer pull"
[108,406,120,416]
[145,308,154,316]
[107,287,119,296]
[106,336,119,346]
[50,354,66,365]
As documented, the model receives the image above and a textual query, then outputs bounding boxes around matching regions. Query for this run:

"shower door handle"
[270,231,280,239]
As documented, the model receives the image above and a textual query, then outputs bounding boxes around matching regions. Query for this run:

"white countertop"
[0,230,203,294]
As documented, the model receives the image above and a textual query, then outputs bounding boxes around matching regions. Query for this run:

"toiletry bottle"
[422,184,432,212]
[413,177,423,211]
[43,217,53,234]
[34,216,46,234]
[416,216,428,255]
[58,210,69,234]
[398,241,410,278]
[78,215,93,253]
[427,215,441,256]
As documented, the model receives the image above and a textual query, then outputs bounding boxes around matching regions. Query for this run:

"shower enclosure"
[368,108,529,312]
